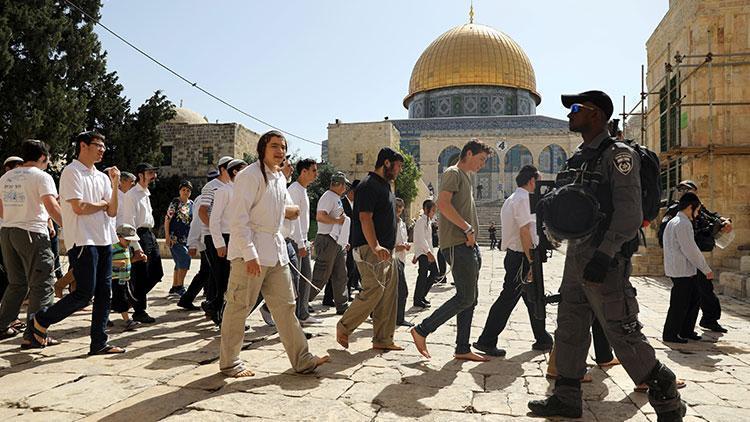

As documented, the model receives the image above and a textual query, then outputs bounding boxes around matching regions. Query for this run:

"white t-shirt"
[395,219,408,263]
[0,166,57,235]
[316,190,344,235]
[59,160,114,247]
[500,187,537,252]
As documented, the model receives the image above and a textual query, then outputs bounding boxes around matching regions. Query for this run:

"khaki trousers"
[220,260,316,375]
[337,246,398,346]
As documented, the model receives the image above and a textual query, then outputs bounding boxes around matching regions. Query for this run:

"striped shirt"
[112,242,131,284]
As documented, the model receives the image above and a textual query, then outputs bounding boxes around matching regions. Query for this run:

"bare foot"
[410,328,430,359]
[313,355,330,368]
[231,368,255,378]
[373,343,405,351]
[454,352,490,362]
[336,325,349,349]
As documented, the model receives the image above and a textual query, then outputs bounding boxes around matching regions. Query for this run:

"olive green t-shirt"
[438,165,478,249]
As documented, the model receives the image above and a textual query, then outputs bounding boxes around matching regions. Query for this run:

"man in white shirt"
[288,158,319,324]
[412,199,438,308]
[310,172,349,314]
[0,156,24,306]
[219,131,328,377]
[0,140,62,342]
[394,198,412,327]
[199,156,232,324]
[473,165,552,357]
[178,170,219,311]
[208,158,246,323]
[123,162,162,324]
[30,131,124,355]
[662,192,713,344]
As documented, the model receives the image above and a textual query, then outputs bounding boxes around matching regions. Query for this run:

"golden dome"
[405,23,540,107]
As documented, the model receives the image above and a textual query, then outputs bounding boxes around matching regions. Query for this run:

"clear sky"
[95,0,670,159]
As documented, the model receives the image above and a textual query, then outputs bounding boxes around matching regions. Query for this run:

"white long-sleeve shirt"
[281,192,305,246]
[412,214,433,258]
[663,211,712,278]
[226,161,289,267]
[122,183,154,229]
[187,194,206,252]
[209,182,234,248]
[287,181,310,248]
[396,219,408,263]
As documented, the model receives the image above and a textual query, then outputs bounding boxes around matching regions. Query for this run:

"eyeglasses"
[569,103,596,113]
[88,142,106,150]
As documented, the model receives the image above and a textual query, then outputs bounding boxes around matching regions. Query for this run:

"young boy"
[111,224,143,331]
[394,198,412,327]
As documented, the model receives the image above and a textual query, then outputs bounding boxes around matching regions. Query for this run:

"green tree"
[395,147,422,205]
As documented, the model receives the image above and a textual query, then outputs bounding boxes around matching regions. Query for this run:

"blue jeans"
[415,244,481,354]
[35,245,112,352]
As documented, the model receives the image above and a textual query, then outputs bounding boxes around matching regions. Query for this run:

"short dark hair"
[678,192,701,211]
[516,165,539,187]
[422,199,435,212]
[296,158,317,174]
[375,147,404,169]
[20,139,50,163]
[74,130,105,156]
[179,180,193,190]
[460,138,492,159]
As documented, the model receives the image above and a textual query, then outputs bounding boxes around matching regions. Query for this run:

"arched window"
[479,151,500,174]
[438,146,461,175]
[539,144,567,174]
[502,144,533,197]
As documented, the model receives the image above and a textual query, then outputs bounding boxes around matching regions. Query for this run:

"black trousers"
[131,229,164,314]
[347,248,361,291]
[204,234,230,314]
[591,318,614,364]
[0,246,7,301]
[396,260,408,323]
[180,251,209,305]
[693,270,721,325]
[489,235,497,250]
[111,279,135,313]
[476,250,551,347]
[663,276,700,339]
[436,249,447,276]
[414,254,438,305]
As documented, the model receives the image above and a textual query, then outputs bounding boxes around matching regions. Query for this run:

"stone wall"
[327,120,400,182]
[640,0,750,294]
[158,122,260,180]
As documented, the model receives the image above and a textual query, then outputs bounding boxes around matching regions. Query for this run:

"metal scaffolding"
[619,29,750,209]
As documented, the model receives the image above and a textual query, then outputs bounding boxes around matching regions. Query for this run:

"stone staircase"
[717,247,750,298]
[475,199,503,247]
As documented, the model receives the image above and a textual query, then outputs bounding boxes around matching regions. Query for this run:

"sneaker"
[259,305,275,327]
[472,342,507,357]
[531,341,554,352]
[528,395,582,418]
[167,287,179,298]
[300,316,322,326]
[699,322,728,333]
[132,312,156,324]
[175,286,186,297]
[177,300,200,311]
[123,319,141,332]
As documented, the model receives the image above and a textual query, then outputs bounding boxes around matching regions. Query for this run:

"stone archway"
[539,144,567,176]
[438,146,461,175]
[503,144,533,198]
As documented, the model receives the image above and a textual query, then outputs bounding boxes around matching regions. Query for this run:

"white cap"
[3,156,23,166]
[217,156,233,167]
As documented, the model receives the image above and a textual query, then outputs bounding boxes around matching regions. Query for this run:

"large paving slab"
[1,248,749,420]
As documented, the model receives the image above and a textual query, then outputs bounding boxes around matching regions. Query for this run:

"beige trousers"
[337,245,398,346]
[219,260,316,375]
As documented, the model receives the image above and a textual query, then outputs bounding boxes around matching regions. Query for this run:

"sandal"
[88,344,126,355]
[1,326,20,340]
[21,317,47,349]
[9,319,26,330]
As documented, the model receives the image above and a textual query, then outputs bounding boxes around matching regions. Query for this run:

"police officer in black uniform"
[528,91,685,421]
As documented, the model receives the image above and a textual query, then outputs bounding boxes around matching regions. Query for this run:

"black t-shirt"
[350,172,397,249]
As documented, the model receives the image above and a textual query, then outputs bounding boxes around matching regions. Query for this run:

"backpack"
[596,137,662,226]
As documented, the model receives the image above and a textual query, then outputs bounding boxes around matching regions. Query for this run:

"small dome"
[169,107,208,124]
[405,23,540,108]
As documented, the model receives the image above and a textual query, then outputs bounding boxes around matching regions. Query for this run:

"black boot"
[645,362,687,422]
[528,395,582,418]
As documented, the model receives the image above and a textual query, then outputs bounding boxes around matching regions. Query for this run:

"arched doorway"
[438,146,461,175]
[477,151,501,200]
[503,144,533,198]
[539,144,567,176]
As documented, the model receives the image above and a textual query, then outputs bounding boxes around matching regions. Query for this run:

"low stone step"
[718,270,750,298]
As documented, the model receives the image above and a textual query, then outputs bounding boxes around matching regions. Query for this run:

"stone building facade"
[157,107,260,181]
[631,0,750,296]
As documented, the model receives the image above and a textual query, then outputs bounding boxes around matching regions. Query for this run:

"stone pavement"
[1,248,750,421]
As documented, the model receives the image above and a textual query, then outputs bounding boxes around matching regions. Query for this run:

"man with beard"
[336,147,404,351]
[123,162,163,324]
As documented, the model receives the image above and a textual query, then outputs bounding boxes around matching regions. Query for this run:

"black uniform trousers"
[476,250,551,348]
[131,229,164,314]
[663,276,700,339]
